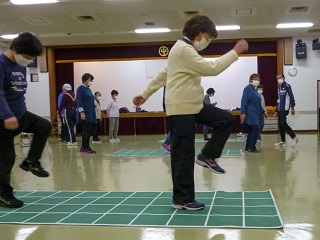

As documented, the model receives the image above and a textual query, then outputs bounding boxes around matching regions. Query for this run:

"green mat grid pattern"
[106,149,242,157]
[0,190,283,228]
[158,137,246,143]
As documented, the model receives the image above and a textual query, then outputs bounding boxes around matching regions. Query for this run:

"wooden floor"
[1,133,320,240]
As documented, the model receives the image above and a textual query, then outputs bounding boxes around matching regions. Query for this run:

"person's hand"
[233,39,249,55]
[240,114,246,122]
[274,112,278,117]
[133,95,146,106]
[4,117,19,130]
[264,112,268,119]
[212,102,217,107]
[80,112,86,120]
[61,114,65,118]
[291,108,295,115]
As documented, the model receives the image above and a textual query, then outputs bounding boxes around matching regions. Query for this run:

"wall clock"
[288,67,297,77]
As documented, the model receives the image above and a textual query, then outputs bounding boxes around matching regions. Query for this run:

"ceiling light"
[135,28,171,33]
[10,0,59,5]
[0,34,18,39]
[216,25,240,31]
[276,22,313,28]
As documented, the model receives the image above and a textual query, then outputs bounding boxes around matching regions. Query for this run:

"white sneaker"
[92,140,102,144]
[109,139,116,143]
[67,142,73,146]
[237,132,244,137]
[275,142,286,147]
[115,138,120,142]
[73,142,78,146]
[292,137,299,146]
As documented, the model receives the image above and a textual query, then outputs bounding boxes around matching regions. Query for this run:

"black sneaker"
[20,159,49,177]
[196,154,225,174]
[172,199,205,210]
[80,147,96,154]
[0,194,24,208]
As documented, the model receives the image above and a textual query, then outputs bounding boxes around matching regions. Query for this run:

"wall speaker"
[312,38,320,50]
[296,39,307,59]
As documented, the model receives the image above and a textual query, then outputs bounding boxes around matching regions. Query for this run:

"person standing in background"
[107,90,120,143]
[240,73,267,153]
[57,85,68,143]
[257,84,267,141]
[76,73,96,154]
[92,91,102,144]
[0,32,52,208]
[58,84,77,146]
[203,88,217,141]
[274,73,299,147]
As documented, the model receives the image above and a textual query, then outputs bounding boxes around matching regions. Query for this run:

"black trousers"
[169,105,234,203]
[278,110,296,142]
[0,111,52,197]
[81,122,94,149]
[92,119,101,141]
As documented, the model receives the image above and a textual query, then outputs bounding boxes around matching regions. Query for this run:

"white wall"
[283,37,320,130]
[20,38,320,130]
[73,57,257,112]
[25,66,51,120]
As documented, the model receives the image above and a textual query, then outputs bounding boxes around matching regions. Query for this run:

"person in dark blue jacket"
[274,73,299,147]
[240,73,267,153]
[0,32,52,208]
[76,73,96,154]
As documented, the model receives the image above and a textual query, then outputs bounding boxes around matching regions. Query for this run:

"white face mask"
[14,54,33,67]
[251,80,260,87]
[258,90,263,94]
[97,97,101,100]
[87,81,93,87]
[277,79,284,85]
[113,96,117,99]
[193,37,210,51]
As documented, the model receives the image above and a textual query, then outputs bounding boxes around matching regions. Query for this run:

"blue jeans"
[245,125,260,150]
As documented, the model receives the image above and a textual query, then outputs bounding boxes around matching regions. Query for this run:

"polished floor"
[1,133,320,240]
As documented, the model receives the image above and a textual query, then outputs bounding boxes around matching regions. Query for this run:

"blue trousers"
[245,124,260,150]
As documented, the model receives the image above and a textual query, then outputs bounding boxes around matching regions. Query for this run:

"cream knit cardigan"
[141,40,238,116]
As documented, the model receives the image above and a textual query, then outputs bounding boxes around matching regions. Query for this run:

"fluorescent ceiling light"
[135,28,171,33]
[276,22,314,28]
[216,25,240,31]
[0,34,18,39]
[10,0,59,5]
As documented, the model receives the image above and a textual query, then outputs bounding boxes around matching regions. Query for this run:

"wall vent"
[286,5,312,14]
[21,17,52,25]
[232,7,257,17]
[178,10,203,19]
[144,22,155,26]
[73,15,101,23]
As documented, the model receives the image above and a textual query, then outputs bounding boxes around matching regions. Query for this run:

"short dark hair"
[111,90,118,95]
[94,91,101,96]
[82,73,94,83]
[10,32,43,57]
[276,73,284,78]
[182,15,218,41]
[249,73,260,80]
[206,88,215,95]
